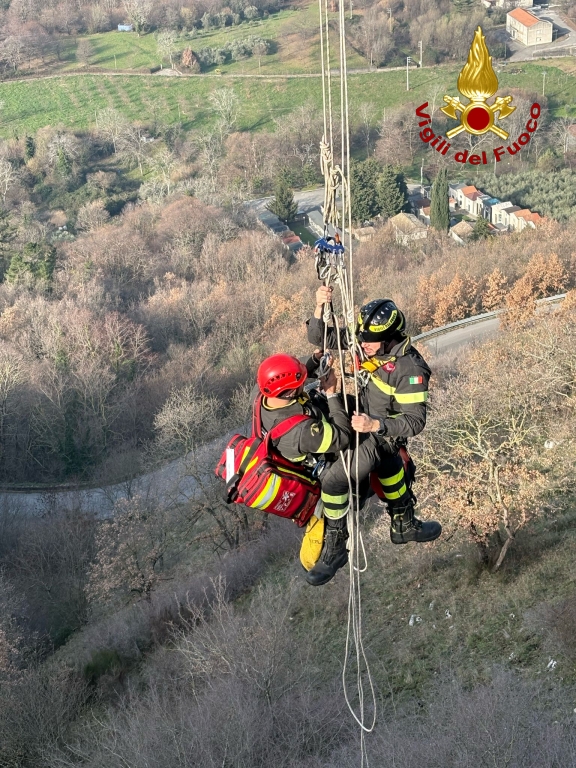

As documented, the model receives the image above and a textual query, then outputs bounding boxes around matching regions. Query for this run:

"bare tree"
[0,348,24,470]
[551,116,576,155]
[156,29,178,68]
[356,8,390,66]
[356,102,376,153]
[208,88,241,137]
[0,36,29,72]
[153,384,222,457]
[252,39,269,71]
[122,0,153,36]
[96,107,130,154]
[145,148,177,196]
[117,123,150,176]
[87,3,110,34]
[76,38,95,66]
[0,160,18,203]
[76,200,110,232]
[86,495,192,607]
[47,132,80,164]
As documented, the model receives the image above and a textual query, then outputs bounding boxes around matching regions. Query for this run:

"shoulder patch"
[310,423,321,435]
[409,376,423,385]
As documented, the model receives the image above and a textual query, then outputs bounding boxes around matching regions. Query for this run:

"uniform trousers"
[320,433,410,519]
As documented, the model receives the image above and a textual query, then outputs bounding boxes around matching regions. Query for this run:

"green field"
[62,5,367,76]
[2,60,574,139]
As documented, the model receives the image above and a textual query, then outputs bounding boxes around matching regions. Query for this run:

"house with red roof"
[506,8,553,46]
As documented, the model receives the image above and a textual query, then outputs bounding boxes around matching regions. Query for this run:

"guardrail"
[413,292,566,343]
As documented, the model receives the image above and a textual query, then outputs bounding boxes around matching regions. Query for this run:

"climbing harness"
[317,0,376,761]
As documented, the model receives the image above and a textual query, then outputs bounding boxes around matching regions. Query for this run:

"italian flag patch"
[409,376,423,385]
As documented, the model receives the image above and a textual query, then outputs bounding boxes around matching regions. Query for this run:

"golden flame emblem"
[441,27,515,139]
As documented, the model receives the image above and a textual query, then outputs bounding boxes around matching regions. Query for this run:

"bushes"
[416,308,576,569]
[0,664,89,768]
[50,580,351,768]
[195,36,270,69]
[324,670,576,767]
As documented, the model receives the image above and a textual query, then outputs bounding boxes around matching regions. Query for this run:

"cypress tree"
[267,174,298,223]
[377,164,407,218]
[5,253,27,284]
[350,159,381,223]
[24,135,35,162]
[56,147,72,178]
[7,242,57,285]
[430,167,450,232]
[35,244,57,282]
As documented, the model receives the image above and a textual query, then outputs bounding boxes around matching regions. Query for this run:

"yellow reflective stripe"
[247,457,258,471]
[253,475,281,509]
[278,466,313,481]
[369,375,395,395]
[321,491,348,505]
[289,455,307,463]
[379,468,405,487]
[383,483,407,500]
[317,419,334,453]
[395,391,428,404]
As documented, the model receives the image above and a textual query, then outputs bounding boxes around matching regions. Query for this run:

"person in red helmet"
[255,352,353,577]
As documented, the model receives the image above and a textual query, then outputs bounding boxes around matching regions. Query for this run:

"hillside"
[1,1,576,764]
[1,60,575,140]
[2,305,576,767]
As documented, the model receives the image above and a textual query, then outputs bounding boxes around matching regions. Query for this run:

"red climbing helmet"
[257,354,307,397]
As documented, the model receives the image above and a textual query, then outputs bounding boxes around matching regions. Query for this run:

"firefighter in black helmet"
[303,287,441,586]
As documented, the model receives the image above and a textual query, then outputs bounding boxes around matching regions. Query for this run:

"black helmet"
[356,299,406,342]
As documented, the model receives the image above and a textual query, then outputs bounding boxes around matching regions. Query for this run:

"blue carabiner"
[314,236,345,256]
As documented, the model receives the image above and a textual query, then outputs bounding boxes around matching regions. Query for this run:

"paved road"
[416,316,501,356]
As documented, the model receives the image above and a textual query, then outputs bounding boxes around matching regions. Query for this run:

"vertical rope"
[318,0,328,145]
[314,1,377,764]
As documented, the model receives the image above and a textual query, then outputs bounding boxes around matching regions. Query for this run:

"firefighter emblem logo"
[441,26,515,140]
[275,490,296,513]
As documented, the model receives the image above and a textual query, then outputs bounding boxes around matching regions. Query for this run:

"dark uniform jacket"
[251,356,352,464]
[306,316,431,439]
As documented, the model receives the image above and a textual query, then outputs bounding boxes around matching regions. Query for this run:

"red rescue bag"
[215,396,320,527]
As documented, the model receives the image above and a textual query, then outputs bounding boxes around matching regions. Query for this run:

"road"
[249,188,326,217]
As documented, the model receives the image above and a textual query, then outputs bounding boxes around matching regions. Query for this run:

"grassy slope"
[261,493,576,709]
[2,61,574,139]
[62,6,366,75]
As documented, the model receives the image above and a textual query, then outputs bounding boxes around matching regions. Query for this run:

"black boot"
[305,516,349,586]
[389,498,441,545]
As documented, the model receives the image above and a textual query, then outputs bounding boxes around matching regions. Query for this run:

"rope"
[316,4,377,759]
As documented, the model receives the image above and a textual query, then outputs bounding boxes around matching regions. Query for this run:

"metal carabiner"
[317,352,332,379]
